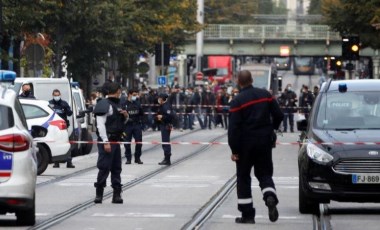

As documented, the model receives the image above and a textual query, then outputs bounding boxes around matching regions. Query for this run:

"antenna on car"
[323,78,333,92]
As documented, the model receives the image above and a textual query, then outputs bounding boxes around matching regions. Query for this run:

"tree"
[2,0,200,93]
[308,0,322,14]
[322,0,380,49]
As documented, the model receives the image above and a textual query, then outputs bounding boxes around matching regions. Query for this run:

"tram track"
[29,132,227,230]
[182,175,236,230]
[36,129,201,188]
[313,204,332,230]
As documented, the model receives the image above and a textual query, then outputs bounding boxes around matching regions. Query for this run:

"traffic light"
[155,43,170,66]
[342,36,360,60]
[330,57,342,71]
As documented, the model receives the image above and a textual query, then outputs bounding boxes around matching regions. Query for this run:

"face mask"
[206,90,211,93]
[53,96,60,101]
[234,93,238,96]
[131,96,137,101]
[287,87,292,91]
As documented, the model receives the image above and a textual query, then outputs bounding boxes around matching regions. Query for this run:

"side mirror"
[297,119,308,131]
[31,125,48,138]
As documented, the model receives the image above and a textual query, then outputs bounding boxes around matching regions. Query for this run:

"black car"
[297,79,380,214]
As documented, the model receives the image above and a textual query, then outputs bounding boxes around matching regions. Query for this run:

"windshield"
[215,68,228,76]
[295,57,312,66]
[316,91,380,130]
[251,70,270,90]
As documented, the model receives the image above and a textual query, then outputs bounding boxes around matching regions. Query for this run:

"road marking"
[92,213,175,218]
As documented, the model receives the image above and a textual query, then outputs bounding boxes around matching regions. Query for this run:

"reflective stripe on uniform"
[262,187,276,195]
[238,198,253,204]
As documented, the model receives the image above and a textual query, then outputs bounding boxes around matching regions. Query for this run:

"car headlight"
[306,143,333,163]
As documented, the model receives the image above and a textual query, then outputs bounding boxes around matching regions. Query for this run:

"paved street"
[1,126,380,230]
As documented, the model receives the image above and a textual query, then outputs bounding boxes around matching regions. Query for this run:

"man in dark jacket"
[49,89,74,168]
[278,84,297,132]
[93,82,128,204]
[156,93,175,165]
[121,89,144,164]
[228,70,284,224]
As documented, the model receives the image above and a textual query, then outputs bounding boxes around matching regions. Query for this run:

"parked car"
[298,79,380,214]
[20,98,71,175]
[11,78,87,157]
[0,78,47,225]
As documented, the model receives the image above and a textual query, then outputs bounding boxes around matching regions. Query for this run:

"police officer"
[228,70,284,224]
[49,89,75,168]
[121,89,144,164]
[18,82,36,99]
[93,82,128,204]
[156,93,174,165]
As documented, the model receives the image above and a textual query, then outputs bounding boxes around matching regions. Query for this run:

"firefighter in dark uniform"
[93,82,128,204]
[49,89,75,168]
[121,89,144,164]
[228,70,284,224]
[156,93,174,165]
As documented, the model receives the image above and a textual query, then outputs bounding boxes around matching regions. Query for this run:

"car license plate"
[352,174,380,184]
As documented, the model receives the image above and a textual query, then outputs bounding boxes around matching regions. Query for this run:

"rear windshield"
[22,104,50,119]
[0,105,14,130]
[316,91,380,130]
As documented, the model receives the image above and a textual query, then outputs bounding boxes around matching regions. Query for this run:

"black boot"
[265,195,279,222]
[135,158,143,164]
[112,188,123,204]
[66,162,75,168]
[94,187,104,204]
[158,157,171,165]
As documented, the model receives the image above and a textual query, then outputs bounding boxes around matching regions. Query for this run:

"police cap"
[158,93,168,100]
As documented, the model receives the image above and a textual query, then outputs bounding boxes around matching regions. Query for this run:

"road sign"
[157,76,167,85]
[196,72,204,80]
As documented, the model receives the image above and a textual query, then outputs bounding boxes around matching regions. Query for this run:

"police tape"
[35,140,380,146]
[140,103,311,110]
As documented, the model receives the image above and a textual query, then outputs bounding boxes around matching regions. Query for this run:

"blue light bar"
[0,70,16,82]
[338,83,347,93]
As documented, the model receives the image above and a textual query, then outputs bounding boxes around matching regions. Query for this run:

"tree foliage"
[322,0,380,49]
[2,0,200,91]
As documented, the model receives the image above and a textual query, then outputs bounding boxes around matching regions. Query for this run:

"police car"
[0,71,47,225]
[20,99,71,175]
[298,79,380,214]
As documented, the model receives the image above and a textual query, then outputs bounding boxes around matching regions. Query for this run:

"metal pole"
[196,0,204,73]
[161,42,164,77]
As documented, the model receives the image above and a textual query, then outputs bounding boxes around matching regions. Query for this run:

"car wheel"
[81,130,93,155]
[299,175,319,214]
[37,144,49,175]
[16,194,35,226]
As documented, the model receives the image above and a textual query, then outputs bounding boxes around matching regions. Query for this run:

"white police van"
[71,82,93,155]
[11,77,87,157]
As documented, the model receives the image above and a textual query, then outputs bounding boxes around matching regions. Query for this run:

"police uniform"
[93,97,126,204]
[228,85,284,223]
[156,94,174,165]
[49,98,74,167]
[121,99,144,164]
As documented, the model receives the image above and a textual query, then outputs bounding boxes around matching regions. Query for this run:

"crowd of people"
[87,80,240,132]
[86,80,322,136]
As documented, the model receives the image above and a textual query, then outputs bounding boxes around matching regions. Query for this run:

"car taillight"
[0,134,29,152]
[49,120,67,130]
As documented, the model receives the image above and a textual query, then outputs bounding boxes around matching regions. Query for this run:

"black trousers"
[94,143,122,189]
[160,124,171,158]
[124,123,143,160]
[235,135,277,217]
